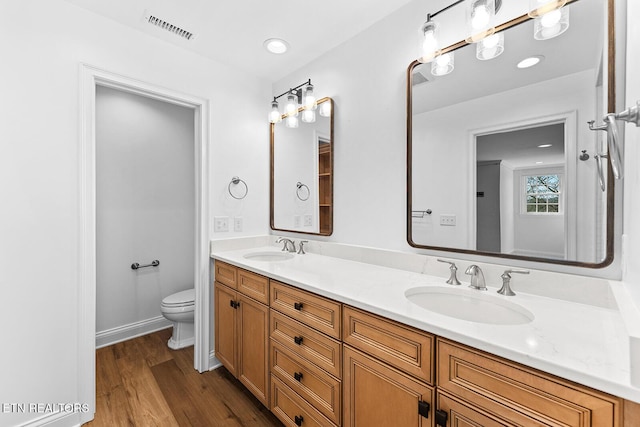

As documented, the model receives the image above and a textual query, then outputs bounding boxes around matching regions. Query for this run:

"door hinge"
[435,409,448,426]
[418,400,430,418]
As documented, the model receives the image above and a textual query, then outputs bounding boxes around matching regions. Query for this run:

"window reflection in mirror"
[407,0,614,267]
[271,97,333,236]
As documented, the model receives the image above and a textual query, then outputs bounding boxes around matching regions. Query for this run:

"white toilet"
[160,288,195,349]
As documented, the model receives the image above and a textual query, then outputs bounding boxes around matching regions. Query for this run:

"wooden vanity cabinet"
[342,305,436,427]
[270,281,343,427]
[214,262,270,407]
[436,339,623,427]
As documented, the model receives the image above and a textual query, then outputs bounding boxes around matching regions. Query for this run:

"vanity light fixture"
[268,79,319,127]
[431,52,455,76]
[466,0,497,43]
[419,16,440,63]
[533,6,569,40]
[476,32,504,60]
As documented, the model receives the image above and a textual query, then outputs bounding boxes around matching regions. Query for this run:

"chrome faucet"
[297,240,308,255]
[437,259,461,285]
[465,265,487,290]
[497,269,530,296]
[276,237,296,253]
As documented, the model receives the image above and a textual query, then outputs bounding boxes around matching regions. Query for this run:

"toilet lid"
[162,289,195,306]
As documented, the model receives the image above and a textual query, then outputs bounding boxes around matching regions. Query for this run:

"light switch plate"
[440,214,456,226]
[294,215,301,228]
[304,215,313,227]
[233,216,242,232]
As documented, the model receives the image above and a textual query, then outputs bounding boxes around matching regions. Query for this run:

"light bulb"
[303,84,317,110]
[285,115,299,128]
[431,52,454,76]
[466,0,495,43]
[319,101,332,117]
[471,2,491,29]
[476,32,504,60]
[540,9,561,27]
[533,6,569,40]
[268,100,282,123]
[285,92,299,117]
[301,109,316,123]
[419,19,439,63]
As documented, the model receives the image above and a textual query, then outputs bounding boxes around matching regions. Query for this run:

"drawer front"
[437,391,508,427]
[214,260,237,289]
[237,268,269,304]
[271,281,341,339]
[271,340,341,425]
[271,375,337,427]
[343,305,434,384]
[271,310,342,378]
[437,339,621,427]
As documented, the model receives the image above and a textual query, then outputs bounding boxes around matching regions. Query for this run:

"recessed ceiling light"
[538,144,552,148]
[536,161,544,164]
[263,38,289,54]
[517,55,544,69]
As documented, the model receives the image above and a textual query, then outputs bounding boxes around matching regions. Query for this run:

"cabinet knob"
[294,302,304,311]
[294,372,303,382]
[294,415,304,426]
[294,336,304,345]
[229,300,239,309]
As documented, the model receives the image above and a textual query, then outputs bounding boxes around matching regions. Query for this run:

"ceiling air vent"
[412,68,431,86]
[144,11,195,41]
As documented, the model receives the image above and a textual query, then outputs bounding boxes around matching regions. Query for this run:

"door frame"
[78,64,211,421]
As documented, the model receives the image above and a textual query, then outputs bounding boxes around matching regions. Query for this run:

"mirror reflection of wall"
[408,0,612,266]
[272,97,333,235]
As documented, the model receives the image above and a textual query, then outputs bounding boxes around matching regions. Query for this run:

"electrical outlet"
[233,216,243,232]
[214,216,229,232]
[440,214,456,226]
[294,215,301,228]
[303,215,313,227]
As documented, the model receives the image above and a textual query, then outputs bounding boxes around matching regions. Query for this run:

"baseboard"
[11,408,84,427]
[96,316,172,349]
[209,350,222,371]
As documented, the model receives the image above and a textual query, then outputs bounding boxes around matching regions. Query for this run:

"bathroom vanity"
[211,242,640,426]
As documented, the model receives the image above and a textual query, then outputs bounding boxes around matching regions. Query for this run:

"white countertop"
[211,244,640,403]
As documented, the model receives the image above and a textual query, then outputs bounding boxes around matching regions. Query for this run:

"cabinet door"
[237,293,270,407]
[437,391,509,427]
[214,282,237,376]
[343,346,434,427]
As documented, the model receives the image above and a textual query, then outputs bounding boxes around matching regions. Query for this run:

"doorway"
[79,64,211,423]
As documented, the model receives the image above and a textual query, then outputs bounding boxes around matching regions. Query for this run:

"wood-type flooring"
[84,328,283,427]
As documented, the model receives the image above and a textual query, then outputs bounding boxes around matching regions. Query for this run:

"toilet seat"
[162,289,195,308]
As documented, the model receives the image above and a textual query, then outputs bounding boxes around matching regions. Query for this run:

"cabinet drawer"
[214,260,237,289]
[271,375,337,427]
[437,339,621,427]
[271,340,341,425]
[271,281,341,339]
[237,268,269,304]
[271,310,342,378]
[343,305,434,384]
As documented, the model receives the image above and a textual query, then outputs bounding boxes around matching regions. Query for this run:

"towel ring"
[296,182,310,201]
[228,176,248,199]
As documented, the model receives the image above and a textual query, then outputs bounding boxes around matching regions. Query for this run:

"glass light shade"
[466,0,496,43]
[285,115,299,128]
[431,52,454,76]
[301,109,316,123]
[318,101,332,117]
[285,92,299,117]
[303,84,317,110]
[528,0,567,17]
[268,100,282,123]
[533,6,569,40]
[476,32,504,60]
[419,19,439,63]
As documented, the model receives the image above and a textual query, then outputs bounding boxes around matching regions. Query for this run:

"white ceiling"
[63,0,416,82]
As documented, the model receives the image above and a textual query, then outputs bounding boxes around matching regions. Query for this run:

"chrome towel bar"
[131,260,160,270]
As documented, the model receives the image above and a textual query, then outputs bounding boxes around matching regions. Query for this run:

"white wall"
[0,1,269,425]
[95,86,194,343]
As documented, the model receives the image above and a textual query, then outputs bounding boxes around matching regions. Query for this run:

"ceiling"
[63,0,416,82]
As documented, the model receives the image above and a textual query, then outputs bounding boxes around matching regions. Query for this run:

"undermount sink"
[405,287,534,325]
[243,251,294,262]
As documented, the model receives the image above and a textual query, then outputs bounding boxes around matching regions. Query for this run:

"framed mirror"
[407,0,615,267]
[271,97,334,235]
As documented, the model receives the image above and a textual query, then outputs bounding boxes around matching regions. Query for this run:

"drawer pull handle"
[294,336,304,345]
[294,415,304,426]
[294,302,304,310]
[294,372,304,381]
[435,409,448,426]
[229,300,240,309]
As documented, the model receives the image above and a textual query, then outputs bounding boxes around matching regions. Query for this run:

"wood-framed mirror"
[407,0,615,267]
[271,97,334,236]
